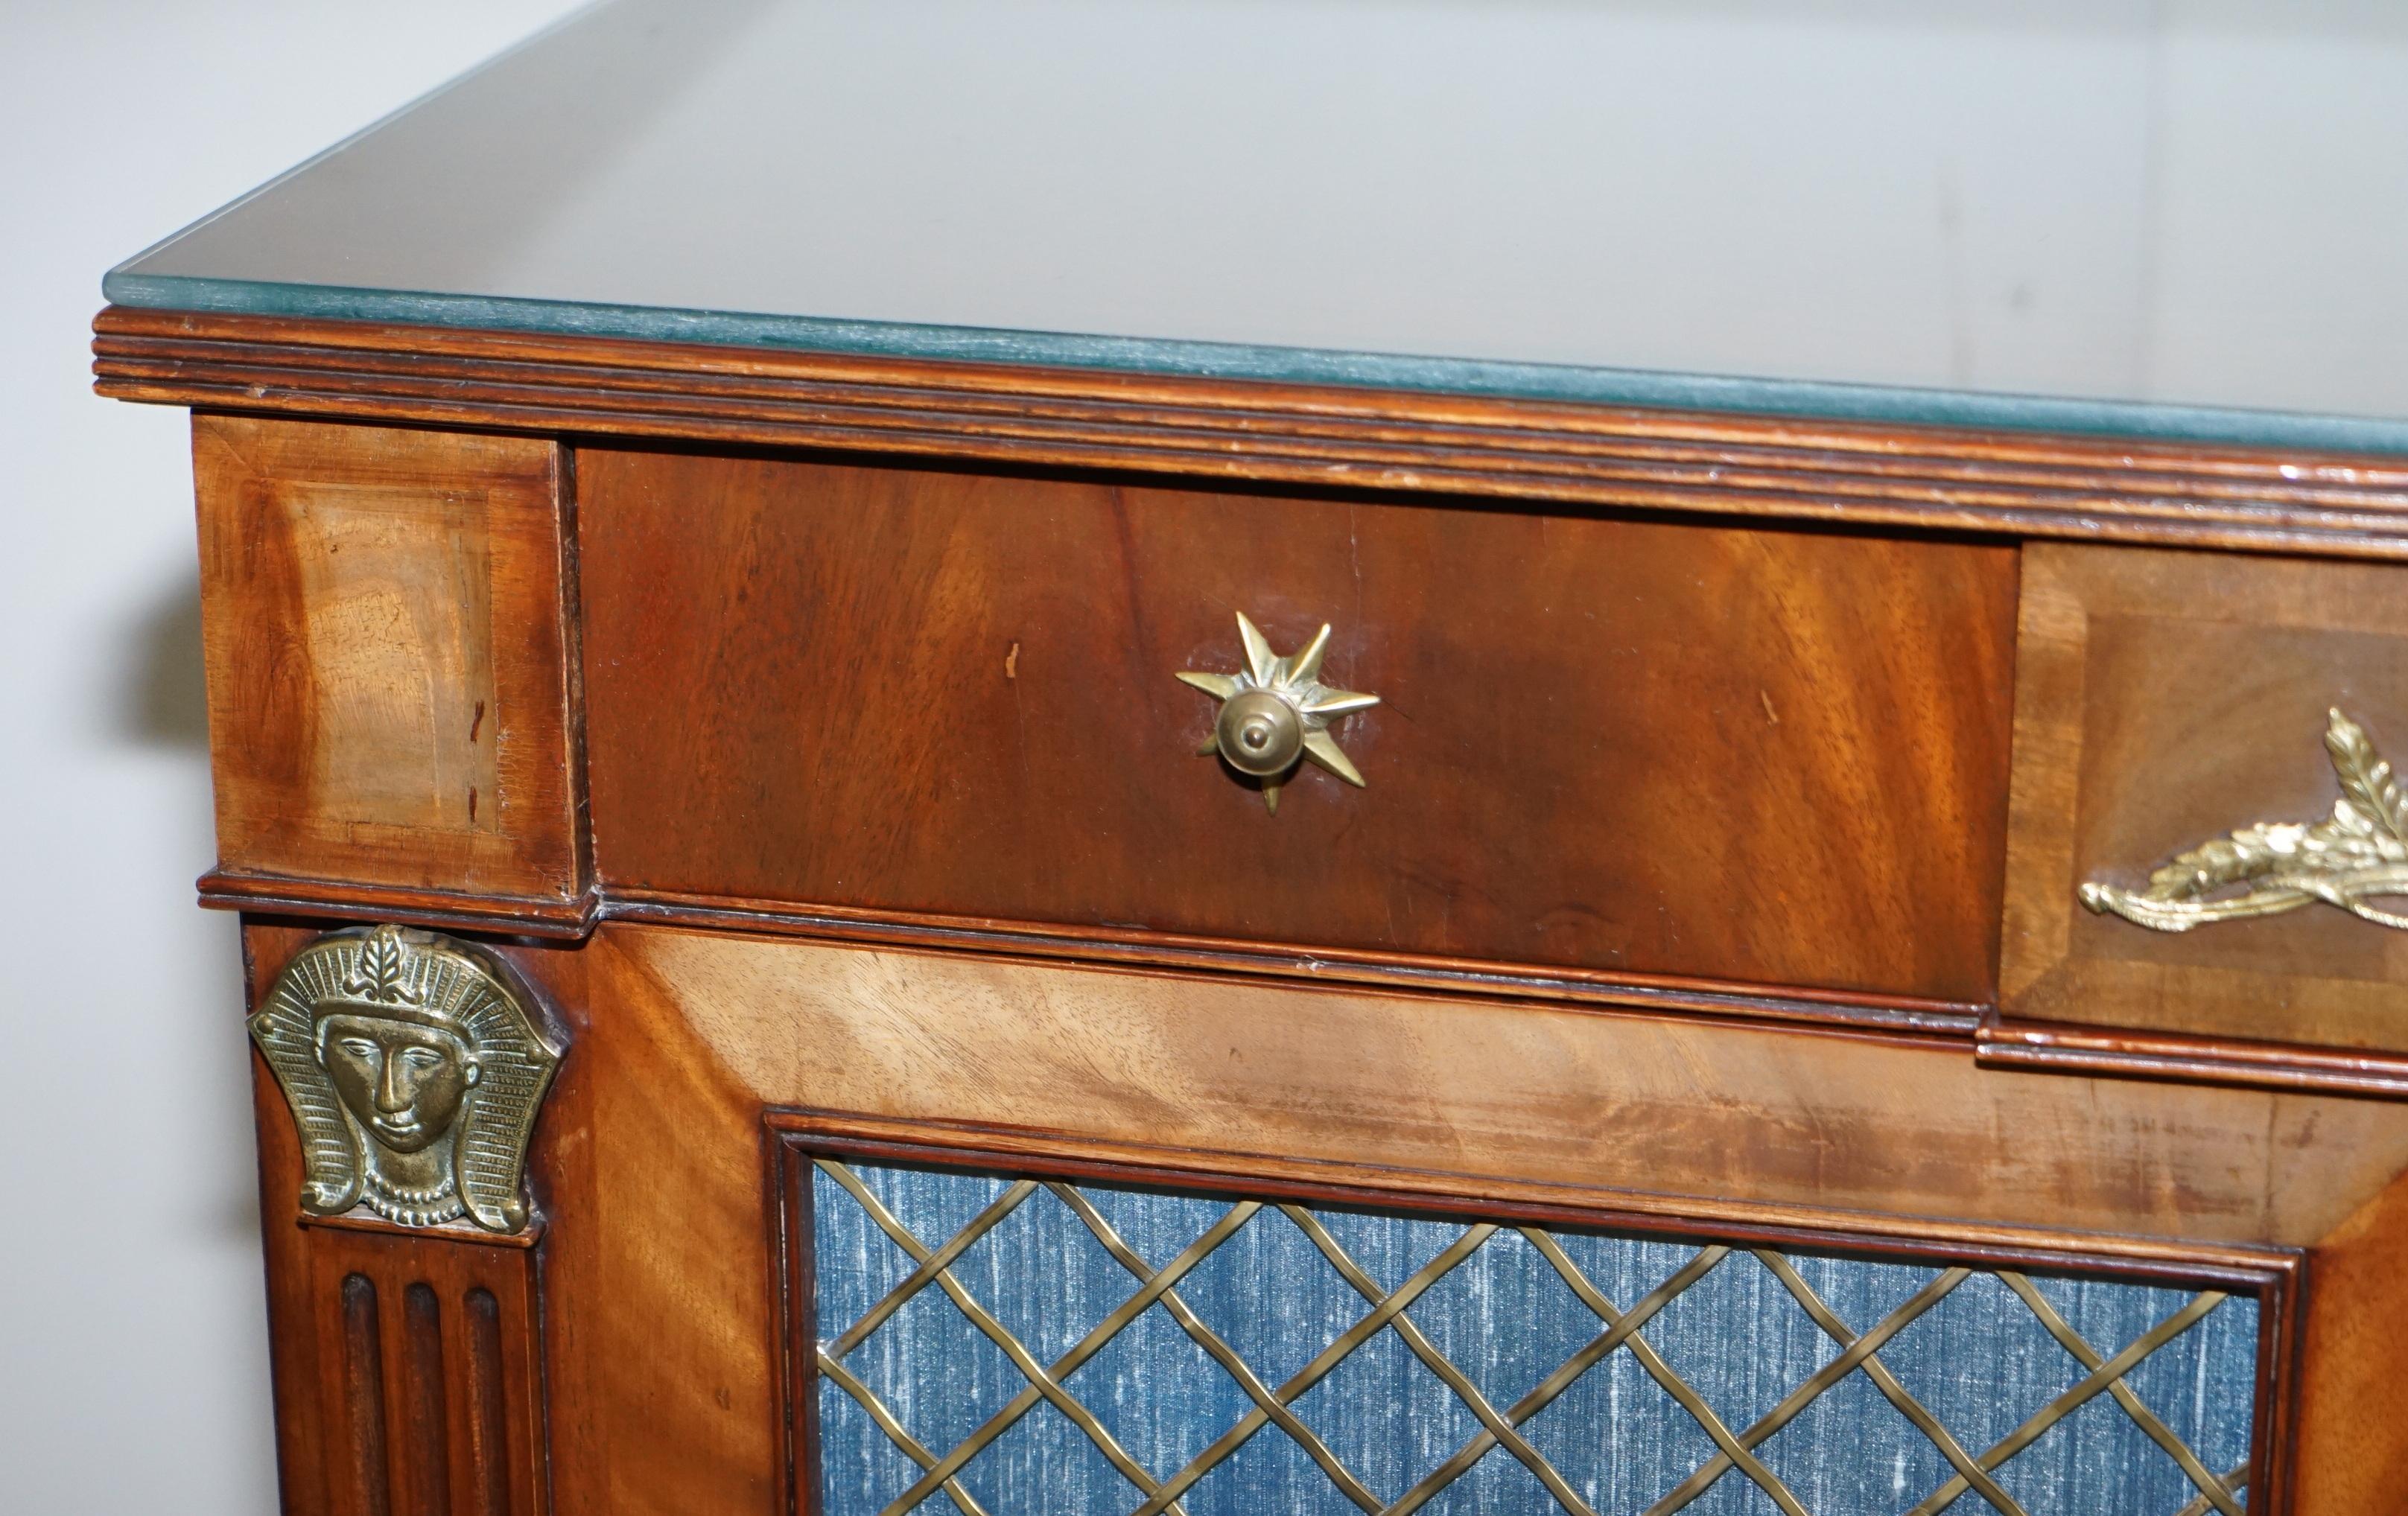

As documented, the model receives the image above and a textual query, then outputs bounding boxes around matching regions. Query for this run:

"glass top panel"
[109,0,2408,453]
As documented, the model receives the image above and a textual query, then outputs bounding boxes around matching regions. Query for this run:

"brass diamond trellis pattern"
[810,1159,2255,1516]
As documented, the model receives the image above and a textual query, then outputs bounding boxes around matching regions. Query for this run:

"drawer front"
[2002,544,2408,1057]
[577,449,2017,1001]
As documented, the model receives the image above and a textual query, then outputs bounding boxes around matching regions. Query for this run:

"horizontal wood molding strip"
[95,308,2408,557]
[200,868,599,938]
[603,890,1986,1036]
[1979,1014,2408,1101]
[217,873,2408,1107]
[206,871,1981,1036]
[213,869,2408,1101]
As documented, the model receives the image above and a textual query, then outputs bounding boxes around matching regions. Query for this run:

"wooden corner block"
[193,415,588,920]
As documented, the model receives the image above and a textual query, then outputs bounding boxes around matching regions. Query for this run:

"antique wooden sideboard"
[96,4,2408,1513]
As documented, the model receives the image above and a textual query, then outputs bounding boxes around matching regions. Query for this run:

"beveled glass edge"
[104,269,2408,458]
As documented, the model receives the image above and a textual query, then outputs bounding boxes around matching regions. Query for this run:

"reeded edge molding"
[1977,1013,2408,1101]
[92,307,2408,558]
[201,868,600,939]
[101,273,2408,459]
[768,1110,2299,1285]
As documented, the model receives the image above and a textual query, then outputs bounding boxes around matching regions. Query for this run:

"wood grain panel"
[592,924,2408,1254]
[2287,1166,2408,1512]
[525,926,781,1516]
[579,449,2018,1002]
[2001,544,2408,1062]
[195,417,588,924]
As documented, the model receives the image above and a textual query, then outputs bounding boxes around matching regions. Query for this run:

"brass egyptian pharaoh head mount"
[250,924,562,1233]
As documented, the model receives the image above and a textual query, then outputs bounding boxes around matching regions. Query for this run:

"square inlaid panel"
[193,416,586,915]
[2001,543,2408,1053]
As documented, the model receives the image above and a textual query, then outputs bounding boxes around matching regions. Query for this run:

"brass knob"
[1177,612,1379,813]
[1216,690,1304,776]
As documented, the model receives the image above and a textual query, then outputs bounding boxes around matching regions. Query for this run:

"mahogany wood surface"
[578,447,2018,1003]
[2001,544,2408,1054]
[469,922,2408,1515]
[94,307,2408,559]
[194,417,590,922]
[526,927,784,1516]
[300,1228,547,1516]
[591,924,2404,1255]
[2287,1166,2408,1512]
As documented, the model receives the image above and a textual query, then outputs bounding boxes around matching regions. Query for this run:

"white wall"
[0,7,584,1511]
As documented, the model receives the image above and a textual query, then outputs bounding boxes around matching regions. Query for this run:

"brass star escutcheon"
[1177,612,1379,814]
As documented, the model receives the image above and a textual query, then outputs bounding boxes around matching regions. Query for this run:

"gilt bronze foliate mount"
[2082,707,2408,933]
[1178,611,1379,814]
[250,924,561,1233]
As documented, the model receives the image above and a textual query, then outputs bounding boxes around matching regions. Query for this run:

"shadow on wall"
[118,579,209,750]
[112,569,259,1251]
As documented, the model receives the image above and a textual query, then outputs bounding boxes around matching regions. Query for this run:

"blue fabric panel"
[811,1160,2258,1516]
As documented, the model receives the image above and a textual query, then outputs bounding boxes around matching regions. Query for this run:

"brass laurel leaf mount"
[1177,612,1379,814]
[2080,707,2408,933]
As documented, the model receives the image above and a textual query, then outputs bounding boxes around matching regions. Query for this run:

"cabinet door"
[242,922,2408,1515]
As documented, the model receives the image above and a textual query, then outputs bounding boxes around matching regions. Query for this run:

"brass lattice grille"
[810,1159,2255,1516]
